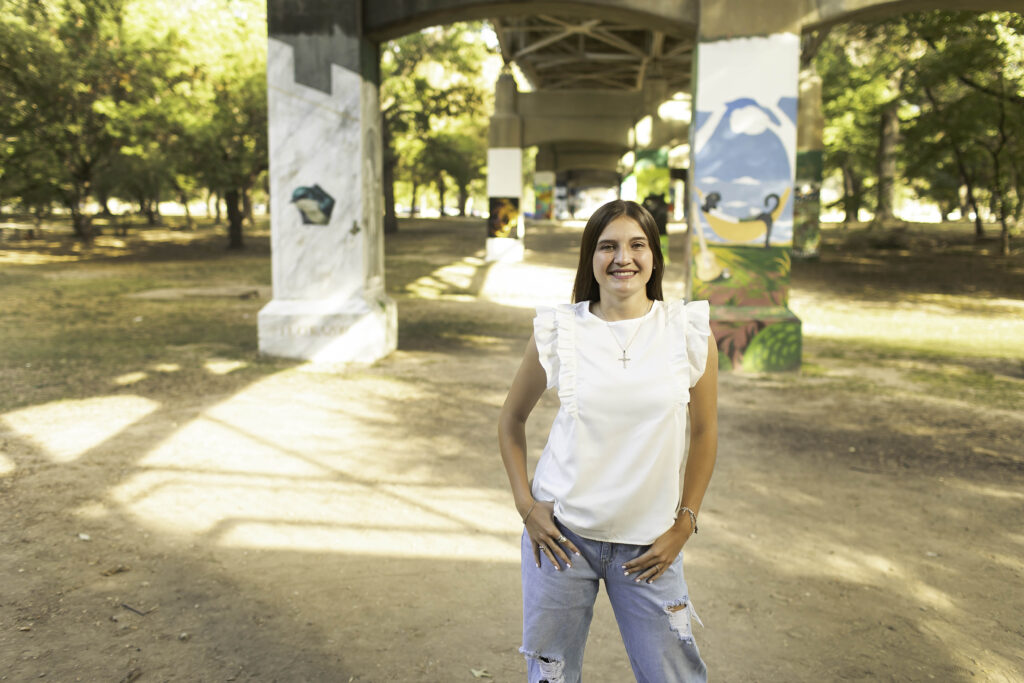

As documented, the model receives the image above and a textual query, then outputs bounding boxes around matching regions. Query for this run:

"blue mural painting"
[291,184,335,225]
[693,96,798,247]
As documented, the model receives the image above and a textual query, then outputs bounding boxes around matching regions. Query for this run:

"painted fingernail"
[567,563,573,569]
[634,578,640,583]
[623,570,629,576]
[575,551,581,556]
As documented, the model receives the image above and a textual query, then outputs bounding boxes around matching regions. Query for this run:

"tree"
[380,23,495,232]
[900,11,1023,254]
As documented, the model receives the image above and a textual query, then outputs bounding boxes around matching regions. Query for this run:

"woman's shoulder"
[535,301,588,318]
[661,298,710,319]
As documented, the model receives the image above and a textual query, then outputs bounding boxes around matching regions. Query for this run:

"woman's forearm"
[680,423,717,516]
[498,414,535,517]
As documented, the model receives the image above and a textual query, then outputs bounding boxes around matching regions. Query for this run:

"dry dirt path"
[1,219,1021,682]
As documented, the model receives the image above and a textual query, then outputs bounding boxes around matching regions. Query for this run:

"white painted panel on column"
[691,34,799,247]
[487,148,522,197]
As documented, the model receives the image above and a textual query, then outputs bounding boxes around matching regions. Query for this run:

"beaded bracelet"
[678,506,698,534]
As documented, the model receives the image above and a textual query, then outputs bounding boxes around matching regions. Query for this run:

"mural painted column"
[793,63,824,258]
[259,2,396,363]
[689,13,802,371]
[486,69,524,262]
[534,145,555,220]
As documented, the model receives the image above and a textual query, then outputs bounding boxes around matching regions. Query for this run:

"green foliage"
[0,0,267,244]
[380,23,497,225]
[815,10,1024,251]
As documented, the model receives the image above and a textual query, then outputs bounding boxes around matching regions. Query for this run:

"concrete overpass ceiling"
[365,1,696,42]
[492,14,694,93]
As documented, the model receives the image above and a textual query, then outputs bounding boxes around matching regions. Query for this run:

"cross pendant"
[618,350,630,369]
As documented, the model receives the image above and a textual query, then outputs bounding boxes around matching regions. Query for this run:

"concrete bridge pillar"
[534,145,556,220]
[486,69,524,262]
[258,6,396,363]
[689,1,803,371]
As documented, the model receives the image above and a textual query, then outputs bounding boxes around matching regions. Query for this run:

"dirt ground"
[1,218,1022,682]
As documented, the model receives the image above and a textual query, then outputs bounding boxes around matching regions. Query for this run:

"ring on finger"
[556,535,568,543]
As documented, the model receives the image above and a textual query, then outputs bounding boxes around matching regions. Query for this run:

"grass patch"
[905,368,1024,411]
[0,227,281,412]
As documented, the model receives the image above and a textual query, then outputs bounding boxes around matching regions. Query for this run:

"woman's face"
[591,215,653,300]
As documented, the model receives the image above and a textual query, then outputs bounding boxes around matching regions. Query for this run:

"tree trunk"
[225,188,244,249]
[841,162,861,227]
[181,193,194,230]
[71,207,93,240]
[436,173,446,217]
[242,187,254,226]
[214,191,222,225]
[68,185,94,240]
[409,181,418,218]
[458,184,469,217]
[98,194,113,218]
[871,102,899,229]
[382,125,398,234]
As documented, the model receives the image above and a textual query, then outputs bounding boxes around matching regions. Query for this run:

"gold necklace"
[598,300,653,369]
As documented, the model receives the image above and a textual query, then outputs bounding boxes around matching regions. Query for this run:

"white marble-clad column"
[258,27,396,364]
[485,70,524,263]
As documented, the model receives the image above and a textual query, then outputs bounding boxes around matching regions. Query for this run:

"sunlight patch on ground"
[153,363,181,373]
[104,369,521,562]
[204,358,248,375]
[919,617,1023,683]
[0,452,14,476]
[0,250,83,265]
[941,478,1024,501]
[480,261,576,308]
[113,371,149,386]
[1,395,160,463]
[405,256,486,300]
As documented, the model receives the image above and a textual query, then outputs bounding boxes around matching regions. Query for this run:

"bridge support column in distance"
[486,69,524,262]
[534,145,556,220]
[690,6,803,371]
[259,10,396,363]
[793,62,824,259]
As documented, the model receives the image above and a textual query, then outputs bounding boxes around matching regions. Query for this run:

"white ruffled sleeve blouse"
[531,299,711,544]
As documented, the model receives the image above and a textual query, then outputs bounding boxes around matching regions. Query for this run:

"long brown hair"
[571,199,664,303]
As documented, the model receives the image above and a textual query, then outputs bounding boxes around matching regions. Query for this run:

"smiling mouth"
[609,269,638,279]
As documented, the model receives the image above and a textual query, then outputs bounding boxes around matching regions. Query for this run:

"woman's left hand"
[621,518,694,583]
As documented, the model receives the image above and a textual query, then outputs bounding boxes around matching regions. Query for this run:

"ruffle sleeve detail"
[532,304,578,414]
[668,299,712,395]
[533,306,559,390]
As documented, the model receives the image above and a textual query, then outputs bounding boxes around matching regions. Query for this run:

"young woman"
[498,199,718,683]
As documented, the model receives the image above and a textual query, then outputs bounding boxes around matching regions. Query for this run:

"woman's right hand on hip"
[525,501,581,570]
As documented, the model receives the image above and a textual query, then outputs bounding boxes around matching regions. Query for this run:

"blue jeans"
[520,519,707,683]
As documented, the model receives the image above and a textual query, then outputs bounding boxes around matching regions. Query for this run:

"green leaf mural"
[740,321,802,372]
[692,246,791,307]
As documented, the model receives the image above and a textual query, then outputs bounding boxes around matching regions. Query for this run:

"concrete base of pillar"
[258,295,397,364]
[485,237,525,263]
